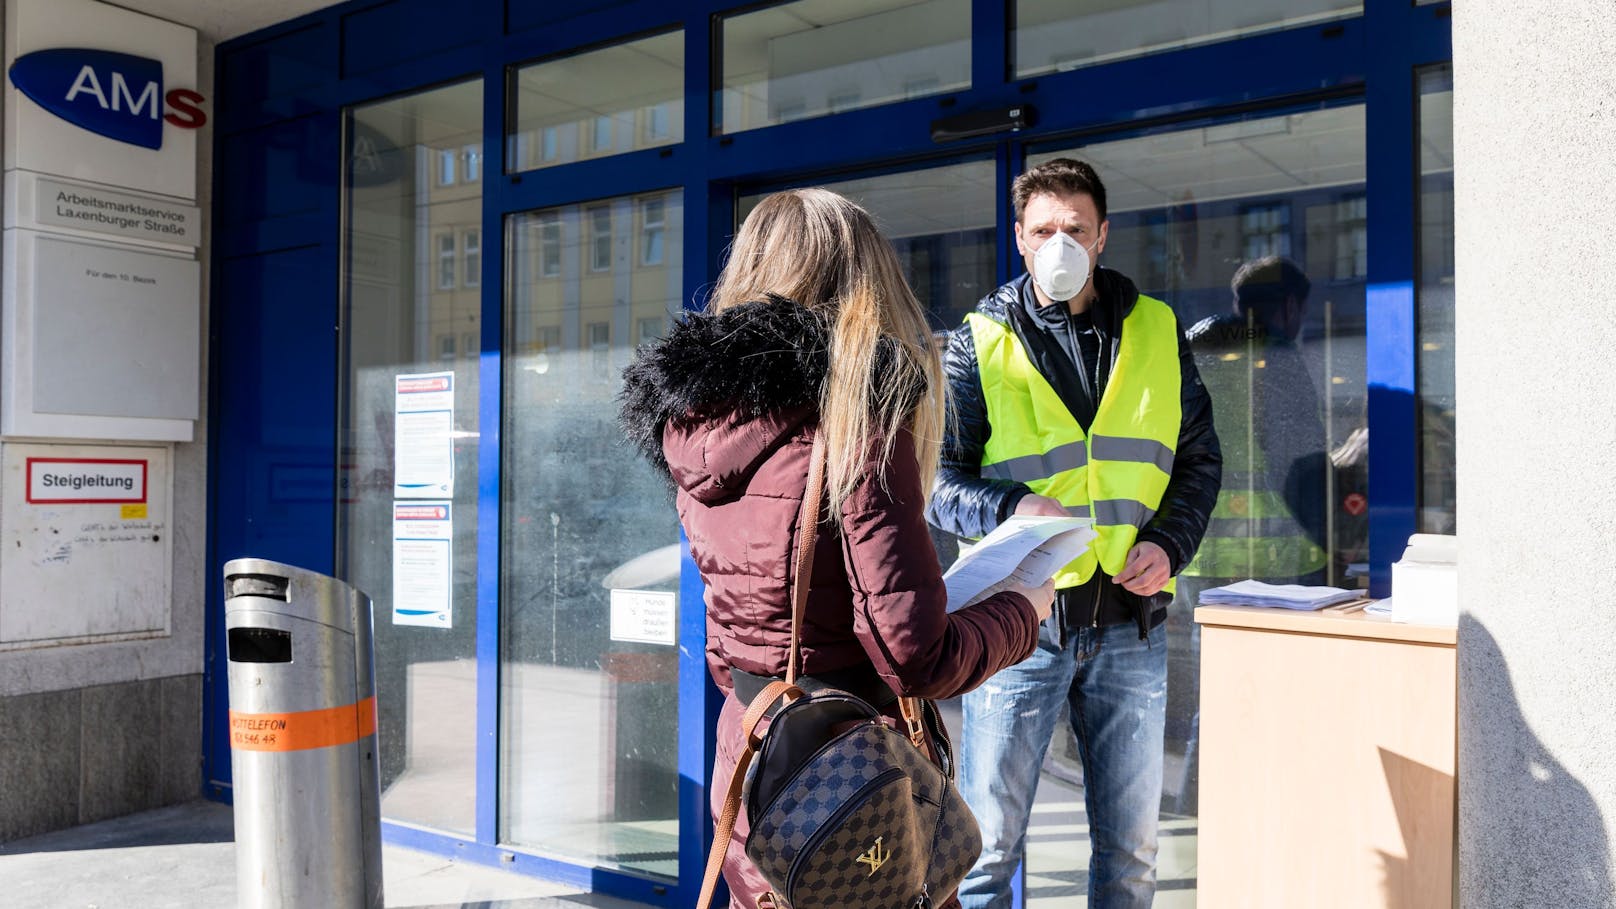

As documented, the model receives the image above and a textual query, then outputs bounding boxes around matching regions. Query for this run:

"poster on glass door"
[392,501,452,628]
[394,371,454,498]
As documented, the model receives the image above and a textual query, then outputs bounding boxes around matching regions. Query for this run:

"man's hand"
[1113,541,1171,596]
[1014,493,1071,518]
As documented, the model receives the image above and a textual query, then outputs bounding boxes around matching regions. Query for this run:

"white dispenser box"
[1390,533,1457,626]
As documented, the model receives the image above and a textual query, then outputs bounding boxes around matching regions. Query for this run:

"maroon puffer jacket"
[668,406,1039,697]
[620,298,1040,699]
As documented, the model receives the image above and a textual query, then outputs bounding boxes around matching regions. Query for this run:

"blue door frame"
[204,2,1450,905]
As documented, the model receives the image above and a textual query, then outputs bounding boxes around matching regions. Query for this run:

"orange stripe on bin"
[229,696,377,752]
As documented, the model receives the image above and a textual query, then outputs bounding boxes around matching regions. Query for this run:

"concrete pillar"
[1455,3,1616,905]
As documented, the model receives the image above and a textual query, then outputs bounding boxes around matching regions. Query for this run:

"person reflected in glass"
[618,188,1055,909]
[1184,255,1330,595]
[927,158,1222,909]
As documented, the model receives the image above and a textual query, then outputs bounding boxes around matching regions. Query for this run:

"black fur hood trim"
[618,297,829,479]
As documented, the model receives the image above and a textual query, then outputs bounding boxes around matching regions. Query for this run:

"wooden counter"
[1194,604,1456,909]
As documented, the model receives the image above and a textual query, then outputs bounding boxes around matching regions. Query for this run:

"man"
[927,158,1221,908]
[1184,256,1329,592]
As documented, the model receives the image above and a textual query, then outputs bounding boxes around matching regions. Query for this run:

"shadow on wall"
[1457,614,1613,906]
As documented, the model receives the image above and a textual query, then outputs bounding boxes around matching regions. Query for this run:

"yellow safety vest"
[968,295,1181,592]
[1183,331,1327,579]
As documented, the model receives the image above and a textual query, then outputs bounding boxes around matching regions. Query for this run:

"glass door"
[498,188,686,879]
[496,32,690,881]
[1025,102,1368,906]
[339,79,484,836]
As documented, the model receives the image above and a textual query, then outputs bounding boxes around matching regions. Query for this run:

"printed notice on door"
[394,372,454,499]
[392,501,452,628]
[609,589,677,646]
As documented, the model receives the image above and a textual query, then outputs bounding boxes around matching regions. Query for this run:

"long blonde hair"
[708,188,945,515]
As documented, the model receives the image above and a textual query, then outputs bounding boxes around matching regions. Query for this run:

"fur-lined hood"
[618,297,829,484]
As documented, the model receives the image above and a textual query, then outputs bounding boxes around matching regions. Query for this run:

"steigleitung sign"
[0,443,171,645]
[25,457,147,504]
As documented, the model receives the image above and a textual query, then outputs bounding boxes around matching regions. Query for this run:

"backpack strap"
[785,430,827,686]
[696,679,799,909]
[697,431,826,909]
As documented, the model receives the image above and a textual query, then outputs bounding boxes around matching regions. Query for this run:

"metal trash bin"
[224,558,384,909]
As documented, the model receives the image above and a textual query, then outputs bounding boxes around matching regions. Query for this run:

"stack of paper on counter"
[1197,579,1362,610]
[942,515,1097,612]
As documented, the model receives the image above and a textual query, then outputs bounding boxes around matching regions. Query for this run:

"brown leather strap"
[696,679,798,909]
[786,431,827,686]
[697,434,827,909]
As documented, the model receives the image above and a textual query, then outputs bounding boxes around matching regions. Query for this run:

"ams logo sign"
[8,48,206,150]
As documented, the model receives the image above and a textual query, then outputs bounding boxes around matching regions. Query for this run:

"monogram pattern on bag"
[747,723,896,883]
[889,731,945,804]
[786,777,925,909]
[925,776,983,896]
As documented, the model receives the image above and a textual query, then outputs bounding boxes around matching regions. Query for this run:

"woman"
[619,188,1053,908]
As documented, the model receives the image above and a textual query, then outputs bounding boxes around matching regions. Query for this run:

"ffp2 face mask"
[1031,231,1099,302]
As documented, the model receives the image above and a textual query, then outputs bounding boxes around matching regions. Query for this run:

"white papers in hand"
[943,515,1097,612]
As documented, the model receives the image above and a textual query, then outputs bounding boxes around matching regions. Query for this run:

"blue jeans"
[957,621,1167,909]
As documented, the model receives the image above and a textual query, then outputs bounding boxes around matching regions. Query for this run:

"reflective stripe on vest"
[1182,333,1328,579]
[968,295,1182,591]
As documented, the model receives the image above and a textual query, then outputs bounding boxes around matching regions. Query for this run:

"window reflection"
[1333,194,1369,280]
[1418,65,1456,533]
[1039,108,1373,591]
[501,190,684,879]
[508,31,684,172]
[719,0,969,134]
[588,206,612,272]
[739,160,995,331]
[640,198,666,266]
[1241,202,1292,260]
[1015,0,1360,76]
[464,228,481,288]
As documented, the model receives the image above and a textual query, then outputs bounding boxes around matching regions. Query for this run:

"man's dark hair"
[1231,256,1310,314]
[1012,158,1108,223]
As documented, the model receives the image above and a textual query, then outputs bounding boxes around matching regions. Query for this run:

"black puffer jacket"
[926,270,1222,641]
